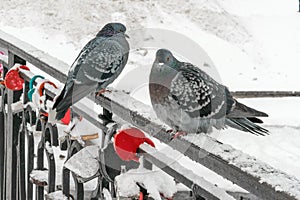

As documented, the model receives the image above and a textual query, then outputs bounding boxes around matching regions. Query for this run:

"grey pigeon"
[149,49,268,136]
[53,23,129,120]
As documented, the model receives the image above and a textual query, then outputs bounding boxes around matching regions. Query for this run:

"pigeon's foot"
[172,131,187,139]
[63,116,82,134]
[98,113,114,125]
[96,89,112,96]
[166,129,187,140]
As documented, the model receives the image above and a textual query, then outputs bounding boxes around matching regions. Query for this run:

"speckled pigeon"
[149,49,268,136]
[53,23,129,120]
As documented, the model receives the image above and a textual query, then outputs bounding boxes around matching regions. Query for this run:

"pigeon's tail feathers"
[227,101,268,118]
[226,118,269,136]
[52,84,67,110]
[53,82,98,120]
[55,107,69,121]
[53,83,74,120]
[247,117,264,124]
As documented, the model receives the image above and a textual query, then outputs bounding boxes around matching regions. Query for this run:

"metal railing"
[1,29,300,200]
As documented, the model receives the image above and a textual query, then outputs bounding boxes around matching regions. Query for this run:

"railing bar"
[0,30,299,199]
[0,33,68,83]
[19,69,109,133]
[0,59,8,67]
[139,144,235,200]
[232,91,300,98]
[93,94,298,200]
[18,61,299,200]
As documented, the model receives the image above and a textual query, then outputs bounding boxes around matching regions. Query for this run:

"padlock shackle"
[38,81,58,97]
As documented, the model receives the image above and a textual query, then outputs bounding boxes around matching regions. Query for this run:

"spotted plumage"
[149,49,268,135]
[53,23,129,120]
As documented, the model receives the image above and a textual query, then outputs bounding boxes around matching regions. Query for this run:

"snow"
[45,141,54,154]
[45,191,68,200]
[11,101,23,113]
[30,169,48,183]
[1,0,300,197]
[115,159,177,200]
[109,90,300,196]
[102,188,112,200]
[152,139,246,193]
[68,117,103,146]
[64,146,99,179]
[140,143,236,200]
[23,102,37,110]
[183,134,300,199]
[1,0,300,91]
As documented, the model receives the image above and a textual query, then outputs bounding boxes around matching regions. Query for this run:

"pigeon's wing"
[178,63,268,119]
[68,37,100,83]
[75,38,129,88]
[53,37,129,120]
[53,37,100,110]
[169,62,227,119]
[53,81,98,120]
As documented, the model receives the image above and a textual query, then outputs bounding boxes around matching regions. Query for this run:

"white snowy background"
[1,0,300,197]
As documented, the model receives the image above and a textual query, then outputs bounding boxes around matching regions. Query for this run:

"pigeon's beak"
[125,33,130,39]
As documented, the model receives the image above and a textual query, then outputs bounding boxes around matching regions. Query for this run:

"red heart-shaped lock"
[5,69,24,90]
[114,128,155,162]
[5,65,30,91]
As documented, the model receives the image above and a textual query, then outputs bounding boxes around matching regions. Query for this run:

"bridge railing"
[1,29,300,200]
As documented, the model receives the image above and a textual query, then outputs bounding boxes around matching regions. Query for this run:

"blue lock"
[28,75,45,101]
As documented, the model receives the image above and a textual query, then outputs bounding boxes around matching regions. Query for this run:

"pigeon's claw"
[165,129,187,139]
[172,131,187,139]
[96,89,112,96]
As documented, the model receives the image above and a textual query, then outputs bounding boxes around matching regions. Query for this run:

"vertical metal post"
[5,51,16,200]
[0,87,5,199]
[63,141,84,200]
[5,52,24,200]
[44,125,57,194]
[26,107,35,200]
[36,126,45,200]
[17,80,29,200]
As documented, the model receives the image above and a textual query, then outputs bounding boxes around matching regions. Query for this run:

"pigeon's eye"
[166,57,170,62]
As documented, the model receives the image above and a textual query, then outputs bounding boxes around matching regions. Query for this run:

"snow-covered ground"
[1,0,300,197]
[1,0,299,90]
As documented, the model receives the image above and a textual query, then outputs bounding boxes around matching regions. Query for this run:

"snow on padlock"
[115,161,177,200]
[64,146,100,179]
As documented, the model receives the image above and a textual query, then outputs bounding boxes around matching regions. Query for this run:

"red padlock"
[38,81,71,124]
[114,128,155,162]
[60,108,71,125]
[4,65,30,91]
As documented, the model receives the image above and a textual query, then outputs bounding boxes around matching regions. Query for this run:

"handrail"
[231,91,300,98]
[95,88,300,200]
[1,29,300,200]
[0,30,68,83]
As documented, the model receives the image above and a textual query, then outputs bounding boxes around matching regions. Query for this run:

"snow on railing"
[231,91,300,98]
[1,29,300,200]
